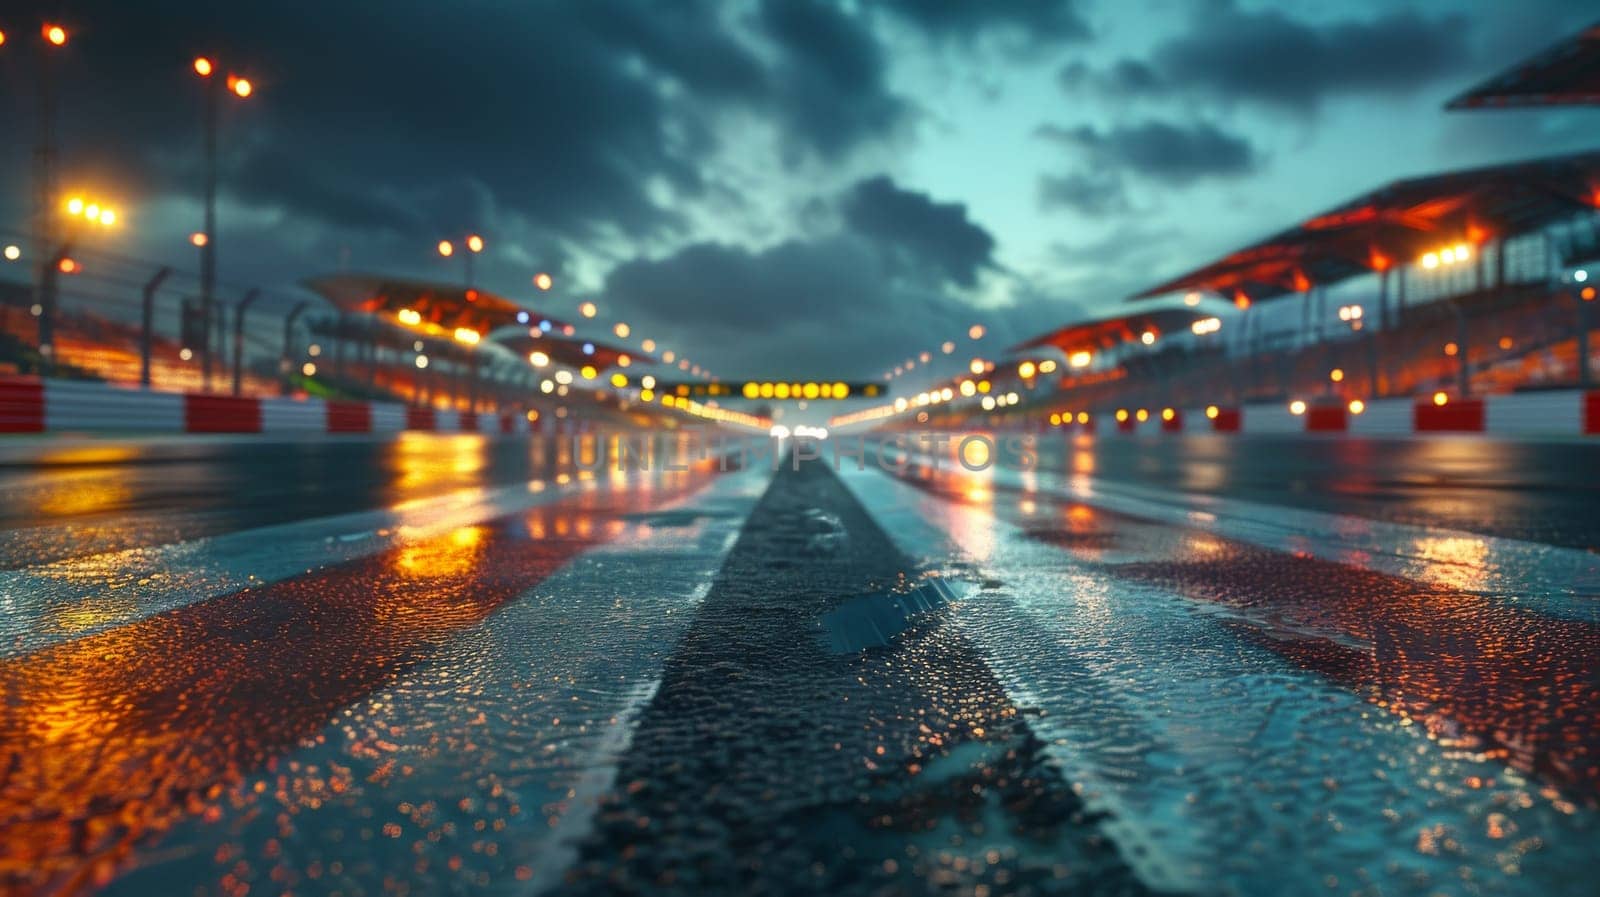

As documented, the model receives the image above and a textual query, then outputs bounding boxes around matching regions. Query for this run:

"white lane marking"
[838,467,1595,897]
[0,470,738,658]
[895,449,1600,621]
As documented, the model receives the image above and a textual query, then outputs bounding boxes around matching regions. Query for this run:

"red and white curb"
[0,376,579,436]
[1042,388,1600,436]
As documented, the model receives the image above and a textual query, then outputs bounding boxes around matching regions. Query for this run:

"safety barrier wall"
[0,376,545,436]
[1073,389,1600,437]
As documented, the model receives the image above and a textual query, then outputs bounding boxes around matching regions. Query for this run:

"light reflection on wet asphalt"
[1,432,1598,895]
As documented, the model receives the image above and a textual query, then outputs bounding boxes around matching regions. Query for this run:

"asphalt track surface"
[0,432,1597,896]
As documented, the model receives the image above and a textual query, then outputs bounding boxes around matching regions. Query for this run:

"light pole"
[192,55,254,391]
[437,234,485,287]
[281,300,309,396]
[28,23,70,365]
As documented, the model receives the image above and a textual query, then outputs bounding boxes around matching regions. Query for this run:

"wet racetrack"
[1,432,1598,896]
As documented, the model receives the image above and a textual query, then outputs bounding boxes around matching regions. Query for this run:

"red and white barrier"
[1074,389,1600,437]
[0,376,540,436]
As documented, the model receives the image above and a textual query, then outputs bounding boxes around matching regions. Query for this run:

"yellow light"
[1038,359,1056,374]
[1205,405,1219,419]
[1454,243,1470,260]
[526,410,539,422]
[1421,252,1439,269]
[191,231,208,247]
[617,354,631,367]
[803,382,820,400]
[529,351,550,367]
[98,209,116,226]
[1433,391,1448,406]
[466,234,484,253]
[66,197,84,215]
[193,57,214,77]
[959,380,976,397]
[534,272,553,290]
[1115,409,1129,422]
[978,380,991,394]
[969,359,985,375]
[57,257,78,274]
[229,76,253,98]
[437,240,454,257]
[580,365,597,380]
[0,30,7,48]
[743,382,760,399]
[43,24,67,46]
[1348,399,1365,415]
[397,308,422,326]
[759,382,774,399]
[1076,411,1088,424]
[1443,342,1458,357]
[301,362,317,377]
[610,372,628,388]
[1289,400,1307,415]
[1049,413,1062,426]
[579,302,597,318]
[613,322,630,338]
[1329,368,1344,382]
[774,383,791,399]
[453,327,481,345]
[1018,361,1037,379]
[1441,248,1456,264]
[84,203,100,221]
[832,382,848,399]
[1069,350,1092,368]
[1161,407,1175,421]
[1135,409,1149,422]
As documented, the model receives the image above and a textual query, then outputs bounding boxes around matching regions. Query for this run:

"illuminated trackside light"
[193,57,214,77]
[579,302,597,318]
[580,365,597,380]
[1069,350,1092,368]
[466,234,484,253]
[534,272,553,290]
[1289,400,1307,415]
[540,379,555,393]
[742,382,760,399]
[1135,409,1149,423]
[453,327,480,345]
[1329,368,1344,383]
[1018,361,1037,379]
[1050,413,1061,426]
[1421,252,1439,269]
[613,322,630,339]
[43,24,68,46]
[1038,359,1056,374]
[229,76,253,98]
[641,375,656,390]
[1140,331,1156,346]
[66,197,84,215]
[529,351,550,367]
[1205,405,1219,420]
[1441,248,1457,264]
[1455,243,1470,261]
[1161,408,1175,422]
[610,373,628,388]
[415,355,429,369]
[1115,409,1129,423]
[1576,269,1590,283]
[959,380,976,397]
[969,359,985,375]
[1433,391,1449,407]
[191,232,209,247]
[1348,399,1365,415]
[968,324,985,340]
[1183,291,1201,307]
[555,370,573,385]
[2,245,19,262]
[1076,412,1089,424]
[397,308,422,326]
[437,240,454,257]
[301,362,317,377]
[981,396,996,411]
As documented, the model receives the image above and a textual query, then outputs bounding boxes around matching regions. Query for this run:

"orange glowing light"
[437,240,454,257]
[534,272,552,291]
[1233,291,1251,310]
[466,234,484,253]
[228,75,253,98]
[57,257,78,274]
[43,24,67,46]
[1582,286,1596,301]
[1433,391,1449,406]
[1444,342,1458,357]
[193,57,214,77]
[190,232,208,247]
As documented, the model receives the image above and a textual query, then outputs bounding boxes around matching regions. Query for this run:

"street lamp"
[28,22,72,366]
[192,54,256,391]
[437,234,484,286]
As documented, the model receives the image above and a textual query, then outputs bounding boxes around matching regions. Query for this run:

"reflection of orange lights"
[394,526,484,579]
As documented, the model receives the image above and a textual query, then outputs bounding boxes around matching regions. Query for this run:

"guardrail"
[0,375,582,436]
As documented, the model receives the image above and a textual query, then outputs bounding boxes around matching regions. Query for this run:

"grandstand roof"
[1447,21,1600,109]
[1007,308,1209,356]
[493,332,653,372]
[302,274,567,339]
[1130,150,1600,303]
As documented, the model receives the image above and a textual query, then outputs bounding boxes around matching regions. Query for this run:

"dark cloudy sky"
[1,0,1595,393]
